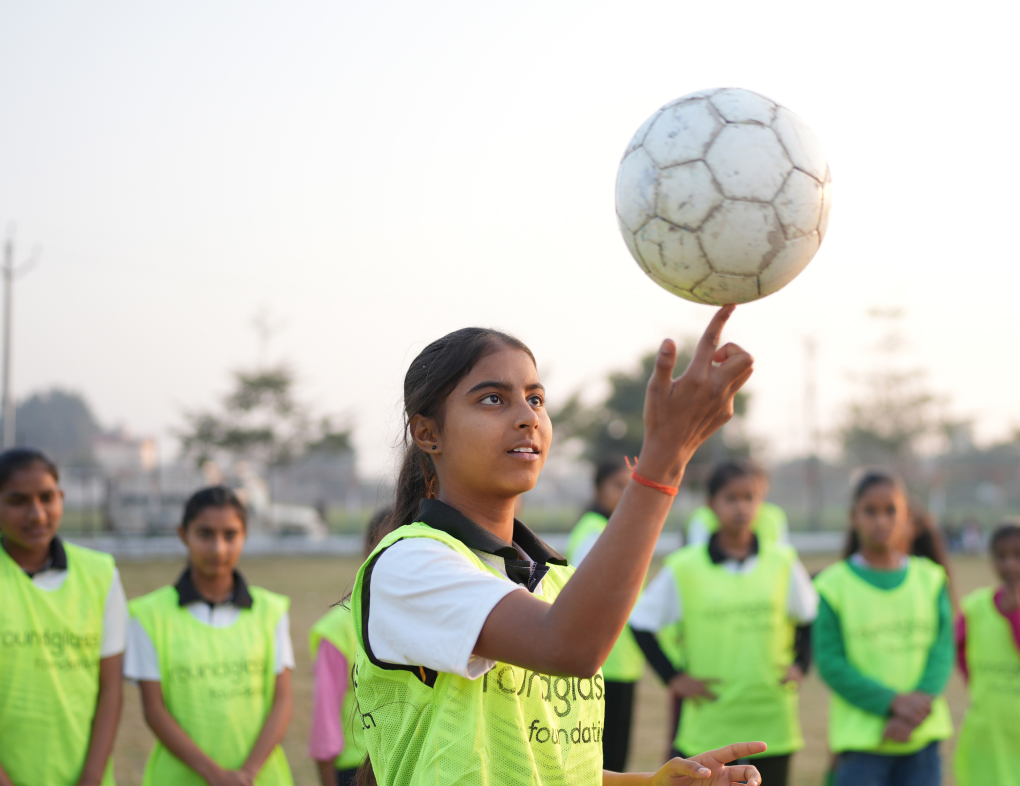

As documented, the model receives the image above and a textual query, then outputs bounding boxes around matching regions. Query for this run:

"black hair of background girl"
[387,327,535,537]
[0,447,59,490]
[706,457,767,498]
[180,485,248,530]
[990,521,1020,554]
[594,456,627,489]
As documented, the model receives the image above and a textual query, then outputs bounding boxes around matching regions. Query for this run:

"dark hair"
[0,447,59,490]
[991,521,1020,554]
[594,457,628,489]
[181,485,248,530]
[388,327,535,533]
[706,457,767,498]
[364,505,394,558]
[842,469,909,558]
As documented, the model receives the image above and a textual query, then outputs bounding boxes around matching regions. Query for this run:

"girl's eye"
[483,394,502,405]
[528,395,544,407]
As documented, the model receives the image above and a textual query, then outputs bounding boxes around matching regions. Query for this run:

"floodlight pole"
[1,232,39,448]
[2,238,15,448]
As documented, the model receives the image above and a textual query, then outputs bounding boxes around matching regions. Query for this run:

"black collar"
[417,499,567,566]
[2,534,67,576]
[707,532,759,565]
[174,567,253,609]
[587,503,612,520]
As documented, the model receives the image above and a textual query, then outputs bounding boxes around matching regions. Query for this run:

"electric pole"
[2,229,39,448]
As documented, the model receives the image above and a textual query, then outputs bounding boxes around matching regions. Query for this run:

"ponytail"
[389,443,438,533]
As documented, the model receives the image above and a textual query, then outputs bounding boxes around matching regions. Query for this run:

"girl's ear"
[410,414,441,454]
[177,525,188,547]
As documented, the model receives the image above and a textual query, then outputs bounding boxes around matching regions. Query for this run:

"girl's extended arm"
[138,680,250,786]
[77,653,123,786]
[477,307,753,677]
[602,743,766,786]
[0,762,12,786]
[241,669,293,778]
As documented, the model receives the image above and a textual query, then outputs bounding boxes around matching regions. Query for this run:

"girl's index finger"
[691,305,736,368]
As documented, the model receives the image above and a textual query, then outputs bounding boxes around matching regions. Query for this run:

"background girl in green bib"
[125,486,295,786]
[629,458,818,786]
[813,470,954,786]
[0,448,127,786]
[564,458,645,773]
[954,522,1020,785]
[353,307,770,786]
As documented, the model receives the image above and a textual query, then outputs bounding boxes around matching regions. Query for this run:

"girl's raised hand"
[651,742,767,786]
[639,306,753,486]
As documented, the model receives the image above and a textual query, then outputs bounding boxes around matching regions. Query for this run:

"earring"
[432,445,437,450]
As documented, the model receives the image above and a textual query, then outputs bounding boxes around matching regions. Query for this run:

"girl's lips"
[507,450,541,461]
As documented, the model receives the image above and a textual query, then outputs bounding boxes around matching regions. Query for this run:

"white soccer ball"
[615,88,832,305]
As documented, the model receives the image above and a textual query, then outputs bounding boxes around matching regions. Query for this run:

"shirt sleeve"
[812,595,897,717]
[308,640,348,761]
[366,538,525,679]
[570,531,600,566]
[100,568,129,658]
[629,567,681,632]
[916,585,954,695]
[787,559,819,624]
[123,617,161,681]
[274,612,295,674]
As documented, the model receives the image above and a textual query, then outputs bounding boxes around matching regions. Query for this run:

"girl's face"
[0,463,63,553]
[993,534,1020,587]
[417,346,551,500]
[851,482,910,554]
[178,506,246,581]
[709,475,764,535]
[595,467,631,516]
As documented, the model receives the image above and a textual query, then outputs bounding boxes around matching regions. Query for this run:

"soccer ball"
[615,88,832,305]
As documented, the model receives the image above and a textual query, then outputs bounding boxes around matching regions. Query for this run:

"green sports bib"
[309,605,365,771]
[130,584,294,786]
[0,541,116,786]
[814,558,953,754]
[565,511,645,683]
[667,543,803,756]
[954,587,1020,786]
[353,523,605,786]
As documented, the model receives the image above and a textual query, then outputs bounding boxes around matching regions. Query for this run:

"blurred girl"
[125,486,294,786]
[565,458,645,772]
[629,458,818,786]
[352,310,768,786]
[813,470,953,786]
[953,521,1020,785]
[308,507,392,786]
[0,448,127,786]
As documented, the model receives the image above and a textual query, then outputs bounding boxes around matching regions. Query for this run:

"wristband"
[625,456,679,497]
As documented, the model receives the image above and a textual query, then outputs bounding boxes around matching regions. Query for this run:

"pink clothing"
[955,586,1020,681]
[308,639,350,761]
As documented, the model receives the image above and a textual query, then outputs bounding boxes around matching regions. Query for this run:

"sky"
[0,0,1017,478]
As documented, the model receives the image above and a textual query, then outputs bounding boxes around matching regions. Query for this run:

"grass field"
[112,552,995,786]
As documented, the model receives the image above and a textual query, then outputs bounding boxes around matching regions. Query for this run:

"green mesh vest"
[309,605,366,771]
[667,542,803,756]
[130,584,294,785]
[954,587,1020,785]
[814,557,953,754]
[0,541,117,786]
[352,523,605,786]
[564,511,645,683]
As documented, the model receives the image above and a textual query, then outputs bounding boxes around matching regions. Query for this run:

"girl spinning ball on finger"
[352,307,764,786]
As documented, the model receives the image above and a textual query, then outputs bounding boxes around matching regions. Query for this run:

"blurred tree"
[551,344,750,483]
[16,389,102,466]
[179,366,352,470]
[838,309,943,466]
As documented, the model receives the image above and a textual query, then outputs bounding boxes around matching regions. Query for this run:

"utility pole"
[804,337,823,530]
[2,229,39,448]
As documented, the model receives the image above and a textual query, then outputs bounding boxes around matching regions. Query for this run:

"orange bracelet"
[624,456,679,497]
